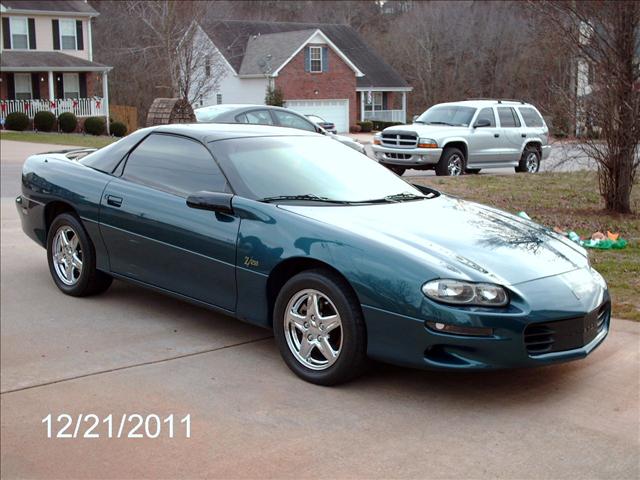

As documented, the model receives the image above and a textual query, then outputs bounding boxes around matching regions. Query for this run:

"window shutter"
[76,20,83,50]
[2,17,10,49]
[55,73,64,98]
[30,73,41,99]
[382,92,388,110]
[322,47,328,72]
[304,47,310,72]
[79,73,87,98]
[28,18,36,49]
[52,19,60,50]
[7,73,15,100]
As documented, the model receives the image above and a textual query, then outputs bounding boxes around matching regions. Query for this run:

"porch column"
[402,91,407,123]
[102,70,110,135]
[360,91,364,122]
[47,71,54,101]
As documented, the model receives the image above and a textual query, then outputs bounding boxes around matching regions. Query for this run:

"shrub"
[357,121,373,133]
[371,120,403,131]
[349,124,362,133]
[110,121,127,137]
[84,116,106,136]
[265,86,284,106]
[5,112,30,131]
[58,112,78,133]
[33,111,56,132]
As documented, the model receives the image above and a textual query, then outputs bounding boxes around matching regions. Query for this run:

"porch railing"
[0,98,107,119]
[363,109,405,123]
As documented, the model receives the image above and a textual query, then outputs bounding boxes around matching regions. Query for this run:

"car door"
[467,107,505,164]
[496,107,524,162]
[99,133,239,311]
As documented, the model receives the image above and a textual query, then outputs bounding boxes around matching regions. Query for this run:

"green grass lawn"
[416,172,640,321]
[1,130,117,148]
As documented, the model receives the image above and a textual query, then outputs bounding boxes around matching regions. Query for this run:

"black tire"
[465,168,481,174]
[47,212,112,296]
[382,164,406,176]
[435,147,465,176]
[516,146,540,173]
[273,269,368,385]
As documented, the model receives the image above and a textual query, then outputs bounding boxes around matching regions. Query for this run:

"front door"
[99,133,239,311]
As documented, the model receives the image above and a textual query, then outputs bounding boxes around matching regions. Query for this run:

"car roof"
[433,100,535,108]
[152,122,318,142]
[194,104,296,113]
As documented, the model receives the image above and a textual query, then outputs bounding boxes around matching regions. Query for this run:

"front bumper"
[371,144,443,166]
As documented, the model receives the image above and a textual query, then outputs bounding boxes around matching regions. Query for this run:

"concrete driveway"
[1,140,638,479]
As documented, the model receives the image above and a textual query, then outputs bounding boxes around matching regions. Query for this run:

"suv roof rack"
[466,98,527,104]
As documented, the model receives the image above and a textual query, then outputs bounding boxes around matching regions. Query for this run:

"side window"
[476,107,496,127]
[245,110,274,125]
[123,134,227,197]
[518,107,544,128]
[272,110,316,132]
[235,113,248,123]
[497,107,520,127]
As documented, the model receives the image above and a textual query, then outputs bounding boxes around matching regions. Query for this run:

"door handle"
[521,133,527,138]
[106,195,123,207]
[494,133,500,138]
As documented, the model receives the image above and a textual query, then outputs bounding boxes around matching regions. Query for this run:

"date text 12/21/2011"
[42,413,191,439]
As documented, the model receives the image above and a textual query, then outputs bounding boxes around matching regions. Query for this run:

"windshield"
[195,105,239,122]
[307,115,325,123]
[210,136,423,203]
[416,105,476,127]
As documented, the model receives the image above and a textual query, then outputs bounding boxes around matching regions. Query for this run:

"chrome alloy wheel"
[284,289,343,370]
[525,152,539,173]
[52,226,83,286]
[448,154,463,176]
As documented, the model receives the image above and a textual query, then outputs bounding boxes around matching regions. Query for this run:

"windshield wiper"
[358,192,431,204]
[260,194,349,204]
[413,120,426,124]
[427,121,455,126]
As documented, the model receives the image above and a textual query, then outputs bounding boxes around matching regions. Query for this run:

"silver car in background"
[371,99,551,176]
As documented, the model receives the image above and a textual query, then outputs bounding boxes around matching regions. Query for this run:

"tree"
[539,1,640,213]
[265,86,284,106]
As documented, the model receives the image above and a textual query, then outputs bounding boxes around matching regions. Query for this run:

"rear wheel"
[273,269,367,385]
[436,147,465,176]
[47,213,112,296]
[516,146,540,173]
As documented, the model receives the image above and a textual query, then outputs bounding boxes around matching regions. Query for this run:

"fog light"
[426,321,493,337]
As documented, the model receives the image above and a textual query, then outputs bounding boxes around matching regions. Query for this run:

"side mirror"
[186,191,234,214]
[473,118,491,128]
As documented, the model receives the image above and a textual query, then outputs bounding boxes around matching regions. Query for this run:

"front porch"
[1,98,107,119]
[357,88,410,124]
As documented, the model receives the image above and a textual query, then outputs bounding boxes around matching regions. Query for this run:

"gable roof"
[199,19,409,89]
[0,0,97,16]
[1,51,110,71]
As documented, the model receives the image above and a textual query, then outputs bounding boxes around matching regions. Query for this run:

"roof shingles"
[1,51,109,71]
[0,1,97,15]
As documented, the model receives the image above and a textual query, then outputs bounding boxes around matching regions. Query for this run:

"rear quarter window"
[518,107,545,128]
[80,128,150,174]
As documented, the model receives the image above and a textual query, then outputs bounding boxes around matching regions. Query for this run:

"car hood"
[383,124,470,138]
[280,195,589,286]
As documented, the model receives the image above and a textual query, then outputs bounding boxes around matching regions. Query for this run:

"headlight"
[373,133,382,145]
[418,138,438,148]
[422,279,509,307]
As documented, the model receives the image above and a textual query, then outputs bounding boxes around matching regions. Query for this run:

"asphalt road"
[1,140,638,479]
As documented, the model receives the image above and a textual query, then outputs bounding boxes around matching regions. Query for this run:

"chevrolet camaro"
[16,124,610,385]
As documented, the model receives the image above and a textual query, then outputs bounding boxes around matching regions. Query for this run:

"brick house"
[0,0,111,127]
[192,20,412,133]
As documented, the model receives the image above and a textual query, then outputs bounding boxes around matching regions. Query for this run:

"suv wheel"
[436,147,465,176]
[47,213,113,296]
[273,269,368,385]
[516,146,540,173]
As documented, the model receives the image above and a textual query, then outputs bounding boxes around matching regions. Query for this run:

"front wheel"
[516,147,540,173]
[47,213,112,296]
[436,147,465,176]
[273,269,368,385]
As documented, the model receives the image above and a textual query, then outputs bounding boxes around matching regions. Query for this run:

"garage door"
[284,99,349,133]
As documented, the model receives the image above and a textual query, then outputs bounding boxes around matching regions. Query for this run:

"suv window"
[122,134,227,197]
[272,110,316,132]
[476,108,496,127]
[518,107,544,127]
[497,107,521,127]
[242,110,274,125]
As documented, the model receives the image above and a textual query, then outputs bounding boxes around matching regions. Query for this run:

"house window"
[10,17,29,49]
[216,93,222,105]
[364,92,383,111]
[59,19,77,50]
[63,73,80,99]
[14,73,33,100]
[205,56,211,77]
[310,46,322,73]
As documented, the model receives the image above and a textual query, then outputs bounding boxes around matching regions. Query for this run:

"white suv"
[371,100,551,176]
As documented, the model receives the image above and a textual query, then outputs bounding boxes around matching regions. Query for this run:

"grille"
[524,303,609,356]
[381,132,418,148]
[385,153,412,160]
